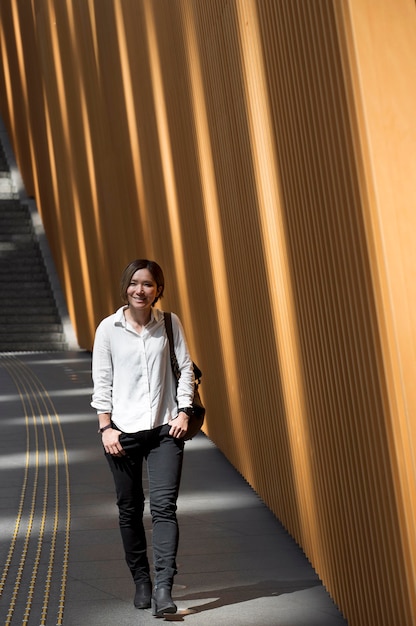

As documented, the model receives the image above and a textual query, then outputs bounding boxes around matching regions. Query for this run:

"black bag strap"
[164,312,181,383]
[164,312,202,384]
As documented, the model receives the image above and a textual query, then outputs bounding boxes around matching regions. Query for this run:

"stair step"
[0,331,65,340]
[0,210,29,216]
[0,198,25,205]
[0,285,56,293]
[0,211,31,220]
[0,299,57,307]
[0,214,32,221]
[0,284,54,293]
[0,277,50,284]
[0,234,35,242]
[0,213,32,220]
[0,342,68,351]
[0,226,33,235]
[0,201,27,213]
[0,204,29,212]
[0,274,50,281]
[0,216,25,223]
[0,323,63,332]
[1,251,43,259]
[0,262,47,271]
[0,209,31,217]
[0,303,58,313]
[0,266,47,275]
[0,314,60,324]
[0,245,39,255]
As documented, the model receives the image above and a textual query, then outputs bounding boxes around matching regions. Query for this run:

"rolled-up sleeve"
[91,320,114,414]
[171,313,195,408]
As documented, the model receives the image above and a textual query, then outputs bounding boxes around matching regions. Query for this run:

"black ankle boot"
[134,581,152,609]
[151,587,177,616]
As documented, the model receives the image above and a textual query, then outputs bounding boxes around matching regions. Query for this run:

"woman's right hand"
[102,428,126,456]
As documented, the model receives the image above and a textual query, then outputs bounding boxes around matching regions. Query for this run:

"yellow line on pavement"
[0,354,71,626]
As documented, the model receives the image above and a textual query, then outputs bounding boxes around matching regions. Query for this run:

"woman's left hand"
[168,412,190,439]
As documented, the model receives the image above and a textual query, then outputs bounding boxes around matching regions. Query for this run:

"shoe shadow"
[162,579,322,622]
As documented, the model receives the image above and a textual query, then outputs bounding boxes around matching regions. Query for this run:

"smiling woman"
[120,259,165,307]
[91,258,195,617]
[122,261,164,333]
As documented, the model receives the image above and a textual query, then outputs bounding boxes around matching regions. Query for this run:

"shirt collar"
[114,306,164,327]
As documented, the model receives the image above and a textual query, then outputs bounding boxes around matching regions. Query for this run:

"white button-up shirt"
[91,306,194,433]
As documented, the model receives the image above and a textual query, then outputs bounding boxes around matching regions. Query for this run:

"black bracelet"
[98,424,112,434]
[178,407,193,417]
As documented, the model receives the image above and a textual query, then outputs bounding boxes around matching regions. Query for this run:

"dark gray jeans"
[105,424,184,589]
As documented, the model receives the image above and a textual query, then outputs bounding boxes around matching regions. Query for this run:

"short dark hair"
[120,259,165,305]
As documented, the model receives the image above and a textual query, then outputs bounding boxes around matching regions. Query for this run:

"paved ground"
[0,351,349,626]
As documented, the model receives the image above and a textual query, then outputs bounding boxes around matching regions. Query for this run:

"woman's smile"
[126,268,161,311]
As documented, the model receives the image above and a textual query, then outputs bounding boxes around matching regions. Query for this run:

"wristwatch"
[178,407,193,417]
[98,424,112,433]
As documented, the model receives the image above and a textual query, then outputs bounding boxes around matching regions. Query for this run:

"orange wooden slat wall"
[0,1,415,624]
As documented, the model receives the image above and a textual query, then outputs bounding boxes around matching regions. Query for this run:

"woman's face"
[126,268,161,312]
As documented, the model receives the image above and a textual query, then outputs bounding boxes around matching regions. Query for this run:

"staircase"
[0,140,68,352]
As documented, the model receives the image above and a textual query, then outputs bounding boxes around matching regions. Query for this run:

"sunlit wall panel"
[0,1,415,624]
